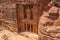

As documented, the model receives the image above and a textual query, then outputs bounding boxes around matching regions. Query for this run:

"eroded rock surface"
[39,3,60,40]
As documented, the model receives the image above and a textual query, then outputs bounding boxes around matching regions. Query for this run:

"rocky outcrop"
[38,3,60,40]
[0,3,17,32]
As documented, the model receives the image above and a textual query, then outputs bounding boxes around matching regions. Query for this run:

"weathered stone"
[39,1,60,40]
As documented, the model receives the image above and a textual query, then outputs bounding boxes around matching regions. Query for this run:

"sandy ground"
[20,32,38,40]
[0,30,31,40]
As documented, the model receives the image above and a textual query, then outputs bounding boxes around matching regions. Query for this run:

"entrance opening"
[24,23,26,31]
[31,25,33,32]
[27,24,30,32]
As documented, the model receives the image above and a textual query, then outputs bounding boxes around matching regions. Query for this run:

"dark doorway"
[31,25,33,32]
[27,24,30,32]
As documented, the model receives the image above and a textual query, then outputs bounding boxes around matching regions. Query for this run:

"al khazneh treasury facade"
[16,1,39,33]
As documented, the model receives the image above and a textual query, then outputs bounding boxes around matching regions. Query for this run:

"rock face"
[0,3,17,32]
[38,3,60,40]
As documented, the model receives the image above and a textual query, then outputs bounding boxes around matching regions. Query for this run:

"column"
[26,23,27,32]
[30,24,31,32]
[22,22,25,32]
[33,25,34,33]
